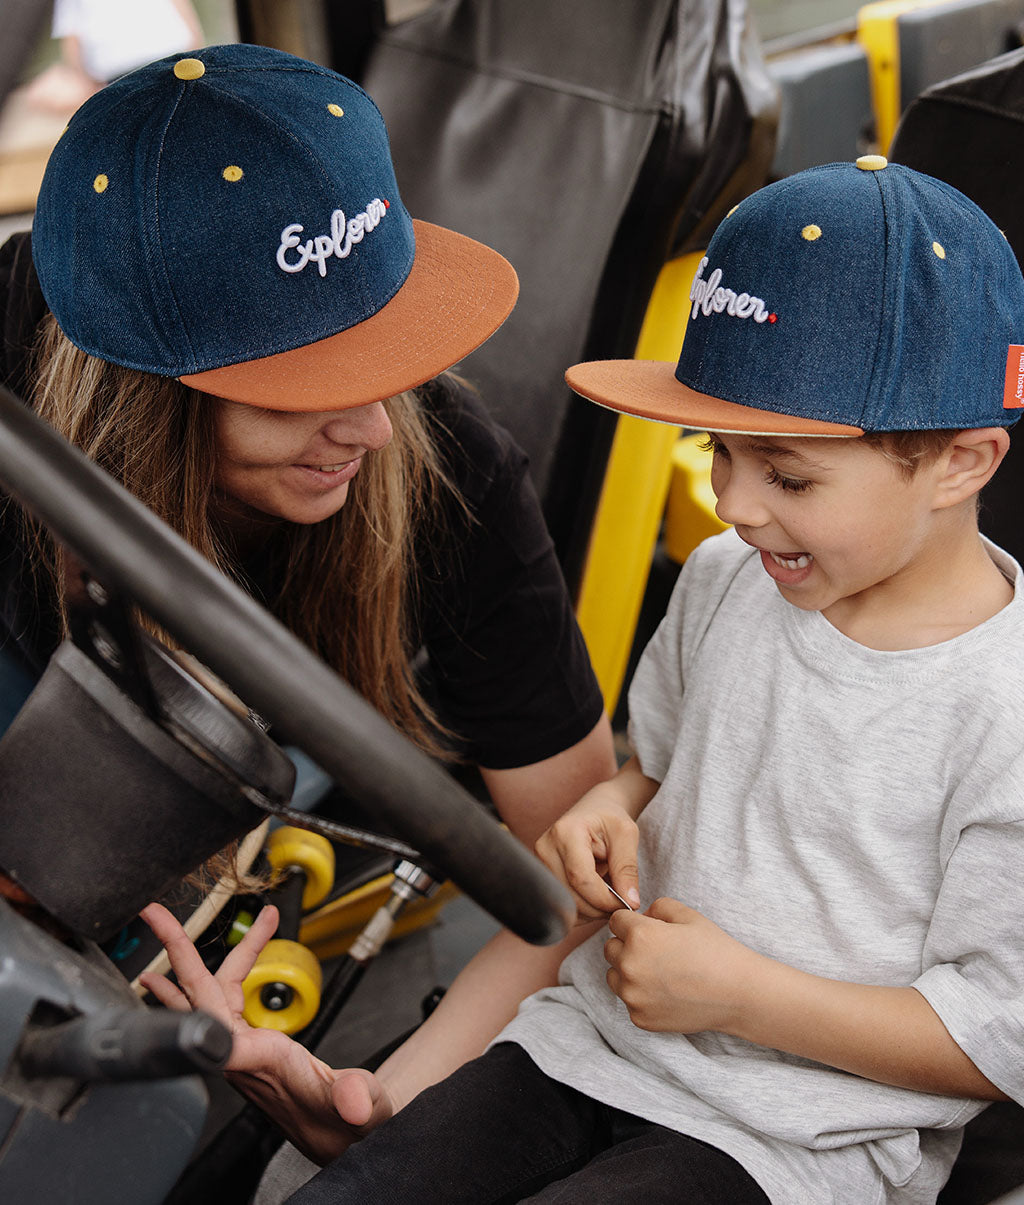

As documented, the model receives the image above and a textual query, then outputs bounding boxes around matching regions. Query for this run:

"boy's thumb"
[608,858,641,909]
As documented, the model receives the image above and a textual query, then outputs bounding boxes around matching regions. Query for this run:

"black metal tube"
[0,385,573,946]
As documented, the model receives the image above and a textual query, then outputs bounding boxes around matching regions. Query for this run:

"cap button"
[174,58,206,81]
[856,154,888,172]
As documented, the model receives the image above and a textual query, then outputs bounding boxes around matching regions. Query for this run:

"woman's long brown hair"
[28,313,459,759]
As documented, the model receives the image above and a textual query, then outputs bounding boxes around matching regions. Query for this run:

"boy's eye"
[698,434,813,493]
[764,466,813,493]
[697,434,728,459]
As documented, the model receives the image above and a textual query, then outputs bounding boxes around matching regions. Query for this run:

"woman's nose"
[321,401,393,451]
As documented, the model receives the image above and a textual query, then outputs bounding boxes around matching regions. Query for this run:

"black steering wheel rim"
[0,383,574,945]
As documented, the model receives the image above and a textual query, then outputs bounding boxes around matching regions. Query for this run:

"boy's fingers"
[646,897,694,923]
[560,844,619,914]
[537,829,608,916]
[607,854,641,910]
[607,906,644,939]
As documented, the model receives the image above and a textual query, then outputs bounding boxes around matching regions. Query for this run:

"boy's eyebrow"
[742,440,829,471]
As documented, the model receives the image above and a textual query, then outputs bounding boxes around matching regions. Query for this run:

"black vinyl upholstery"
[891,48,1024,570]
[352,0,778,588]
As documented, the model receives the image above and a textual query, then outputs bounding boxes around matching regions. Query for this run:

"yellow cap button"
[856,154,888,172]
[174,58,206,81]
[222,165,244,182]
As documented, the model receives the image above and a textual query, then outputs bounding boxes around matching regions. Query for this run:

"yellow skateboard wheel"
[242,938,322,1033]
[265,826,335,910]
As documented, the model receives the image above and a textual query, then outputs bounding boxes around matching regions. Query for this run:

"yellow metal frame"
[299,874,460,962]
[574,250,706,712]
[664,434,728,566]
[856,0,960,152]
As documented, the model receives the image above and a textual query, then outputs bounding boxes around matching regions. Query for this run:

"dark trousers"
[285,1043,771,1204]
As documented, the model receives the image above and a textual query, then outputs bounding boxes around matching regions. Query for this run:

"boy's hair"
[861,429,958,478]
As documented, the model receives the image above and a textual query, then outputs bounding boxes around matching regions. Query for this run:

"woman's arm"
[605,899,1006,1101]
[370,714,619,1112]
[142,714,618,1161]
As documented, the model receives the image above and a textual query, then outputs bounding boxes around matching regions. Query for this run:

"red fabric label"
[1004,345,1024,409]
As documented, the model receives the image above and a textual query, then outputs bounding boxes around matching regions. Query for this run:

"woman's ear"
[932,427,1010,510]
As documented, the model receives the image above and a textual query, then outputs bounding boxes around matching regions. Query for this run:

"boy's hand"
[139,902,394,1164]
[535,791,641,922]
[604,898,761,1035]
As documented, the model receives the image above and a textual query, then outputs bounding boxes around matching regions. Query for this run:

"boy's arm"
[739,959,1006,1099]
[606,899,1007,1100]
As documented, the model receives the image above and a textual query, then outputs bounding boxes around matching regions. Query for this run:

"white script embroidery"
[277,199,389,276]
[689,257,770,323]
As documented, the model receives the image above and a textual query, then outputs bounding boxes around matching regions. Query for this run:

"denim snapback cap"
[32,43,518,411]
[566,157,1024,435]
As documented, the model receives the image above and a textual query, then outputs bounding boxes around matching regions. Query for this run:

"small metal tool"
[605,881,635,911]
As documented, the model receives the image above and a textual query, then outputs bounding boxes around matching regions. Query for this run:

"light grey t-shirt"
[500,528,1024,1204]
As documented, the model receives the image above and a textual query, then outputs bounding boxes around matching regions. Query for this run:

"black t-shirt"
[0,232,604,769]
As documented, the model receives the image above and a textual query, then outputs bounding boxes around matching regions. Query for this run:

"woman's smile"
[213,396,393,524]
[289,456,364,491]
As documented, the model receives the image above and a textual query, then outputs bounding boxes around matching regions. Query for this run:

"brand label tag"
[1004,345,1024,409]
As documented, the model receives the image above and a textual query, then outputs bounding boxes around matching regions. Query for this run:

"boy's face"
[705,432,949,621]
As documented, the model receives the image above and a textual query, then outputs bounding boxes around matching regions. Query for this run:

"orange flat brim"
[180,220,518,411]
[565,360,864,437]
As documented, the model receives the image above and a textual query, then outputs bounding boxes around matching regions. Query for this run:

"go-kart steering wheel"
[0,382,575,947]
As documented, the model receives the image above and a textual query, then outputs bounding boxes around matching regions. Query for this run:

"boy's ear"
[932,428,1010,509]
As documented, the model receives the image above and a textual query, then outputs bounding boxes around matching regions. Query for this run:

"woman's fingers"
[331,1068,394,1134]
[216,903,280,983]
[139,902,211,993]
[137,970,192,1012]
[138,901,280,1024]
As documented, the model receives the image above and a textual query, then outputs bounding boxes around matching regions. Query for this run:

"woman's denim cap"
[31,43,415,376]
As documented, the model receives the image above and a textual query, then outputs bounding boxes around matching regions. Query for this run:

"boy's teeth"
[770,551,813,570]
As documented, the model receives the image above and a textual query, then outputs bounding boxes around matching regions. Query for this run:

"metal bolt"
[260,982,293,1012]
[89,622,122,669]
[85,578,109,606]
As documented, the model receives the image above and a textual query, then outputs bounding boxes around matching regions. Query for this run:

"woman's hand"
[534,758,659,923]
[139,902,394,1165]
[604,897,763,1036]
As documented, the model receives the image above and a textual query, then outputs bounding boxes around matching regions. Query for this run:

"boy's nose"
[321,401,393,451]
[712,470,770,529]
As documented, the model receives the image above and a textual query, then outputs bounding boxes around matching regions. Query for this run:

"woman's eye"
[765,467,813,493]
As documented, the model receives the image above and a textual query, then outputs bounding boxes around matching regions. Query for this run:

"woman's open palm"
[139,902,394,1165]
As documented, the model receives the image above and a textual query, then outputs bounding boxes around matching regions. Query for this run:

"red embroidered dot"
[768,313,778,324]
[383,199,390,208]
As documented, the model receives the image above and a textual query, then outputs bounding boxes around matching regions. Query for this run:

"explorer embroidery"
[690,256,772,323]
[277,199,389,276]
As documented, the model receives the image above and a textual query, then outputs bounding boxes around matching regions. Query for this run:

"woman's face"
[213,398,394,525]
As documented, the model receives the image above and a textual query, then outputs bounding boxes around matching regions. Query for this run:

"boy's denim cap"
[566,158,1024,436]
[31,43,518,411]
